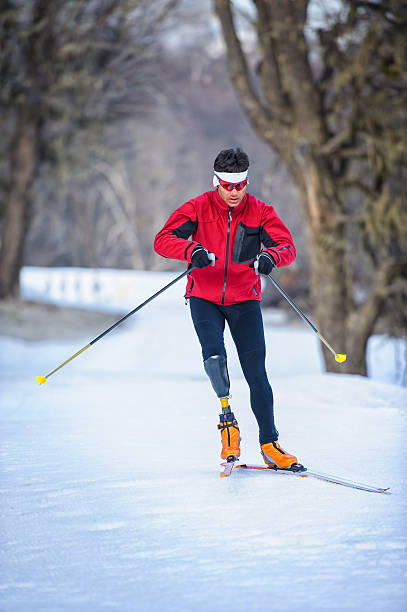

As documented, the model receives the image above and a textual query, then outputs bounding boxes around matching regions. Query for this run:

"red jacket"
[154,189,296,305]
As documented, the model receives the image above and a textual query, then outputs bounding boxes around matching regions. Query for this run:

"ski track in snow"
[1,275,407,612]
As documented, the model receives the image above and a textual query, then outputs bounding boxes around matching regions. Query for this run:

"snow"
[1,268,407,611]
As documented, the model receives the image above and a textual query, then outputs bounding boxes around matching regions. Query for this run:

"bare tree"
[214,0,407,375]
[0,0,177,297]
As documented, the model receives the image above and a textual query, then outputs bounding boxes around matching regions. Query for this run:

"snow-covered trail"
[1,279,407,611]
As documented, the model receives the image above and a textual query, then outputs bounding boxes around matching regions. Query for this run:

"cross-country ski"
[221,462,390,494]
[220,456,239,477]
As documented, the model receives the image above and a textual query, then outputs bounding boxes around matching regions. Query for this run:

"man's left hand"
[249,251,276,275]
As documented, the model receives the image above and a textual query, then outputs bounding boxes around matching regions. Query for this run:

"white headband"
[213,170,248,187]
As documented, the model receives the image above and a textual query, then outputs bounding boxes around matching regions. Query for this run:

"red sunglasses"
[218,178,248,192]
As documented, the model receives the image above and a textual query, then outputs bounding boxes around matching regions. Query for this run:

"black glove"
[191,246,212,269]
[249,251,276,275]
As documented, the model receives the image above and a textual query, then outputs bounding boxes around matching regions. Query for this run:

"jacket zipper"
[222,208,232,304]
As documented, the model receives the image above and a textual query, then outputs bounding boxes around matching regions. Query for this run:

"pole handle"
[254,256,259,275]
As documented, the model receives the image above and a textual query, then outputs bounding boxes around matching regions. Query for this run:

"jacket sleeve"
[154,201,201,263]
[259,205,296,268]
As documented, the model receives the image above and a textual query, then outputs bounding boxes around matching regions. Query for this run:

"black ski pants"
[189,296,278,445]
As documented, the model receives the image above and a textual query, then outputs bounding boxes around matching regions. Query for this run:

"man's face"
[217,183,247,207]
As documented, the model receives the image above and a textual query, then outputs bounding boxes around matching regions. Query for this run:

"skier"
[154,148,301,469]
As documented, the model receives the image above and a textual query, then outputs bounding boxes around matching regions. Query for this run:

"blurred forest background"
[0,0,406,376]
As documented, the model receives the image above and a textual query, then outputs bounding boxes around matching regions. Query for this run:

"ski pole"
[265,273,347,363]
[36,264,202,385]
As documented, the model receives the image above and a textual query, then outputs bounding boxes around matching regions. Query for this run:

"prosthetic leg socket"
[204,354,230,400]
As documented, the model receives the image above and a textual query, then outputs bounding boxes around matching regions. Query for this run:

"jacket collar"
[212,187,248,215]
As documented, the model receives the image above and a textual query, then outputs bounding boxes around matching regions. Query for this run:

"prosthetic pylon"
[203,355,240,460]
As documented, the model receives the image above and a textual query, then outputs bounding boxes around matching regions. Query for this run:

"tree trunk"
[289,151,352,374]
[291,152,401,376]
[0,105,39,298]
[214,0,407,377]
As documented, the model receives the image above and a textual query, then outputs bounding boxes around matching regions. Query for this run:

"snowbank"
[0,267,406,611]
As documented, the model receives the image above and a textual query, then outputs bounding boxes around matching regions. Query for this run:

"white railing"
[20,266,187,312]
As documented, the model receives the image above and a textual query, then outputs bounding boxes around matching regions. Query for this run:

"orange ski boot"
[218,398,240,460]
[261,441,300,470]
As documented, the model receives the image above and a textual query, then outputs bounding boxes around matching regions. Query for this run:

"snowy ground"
[1,269,407,611]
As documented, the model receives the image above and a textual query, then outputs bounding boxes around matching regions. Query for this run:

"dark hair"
[213,148,249,173]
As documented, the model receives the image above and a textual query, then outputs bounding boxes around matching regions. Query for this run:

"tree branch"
[213,0,273,140]
[319,124,354,156]
[335,147,368,159]
[386,278,407,296]
[339,176,375,198]
[254,0,293,127]
[350,257,407,341]
[336,212,366,225]
[155,0,179,24]
[347,1,407,26]
[82,0,125,38]
[266,0,326,145]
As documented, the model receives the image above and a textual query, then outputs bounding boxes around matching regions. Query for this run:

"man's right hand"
[191,246,213,268]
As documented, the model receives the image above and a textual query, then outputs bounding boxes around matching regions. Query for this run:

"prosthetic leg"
[204,355,240,460]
